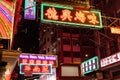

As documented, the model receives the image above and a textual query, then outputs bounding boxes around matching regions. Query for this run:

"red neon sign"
[20,64,52,75]
[101,52,120,68]
[41,3,102,28]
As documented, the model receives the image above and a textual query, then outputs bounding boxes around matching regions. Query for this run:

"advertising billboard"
[19,53,58,67]
[41,3,102,28]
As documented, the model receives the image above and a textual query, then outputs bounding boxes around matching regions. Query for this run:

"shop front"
[0,49,20,80]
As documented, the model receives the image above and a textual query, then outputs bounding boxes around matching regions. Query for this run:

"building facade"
[39,0,120,80]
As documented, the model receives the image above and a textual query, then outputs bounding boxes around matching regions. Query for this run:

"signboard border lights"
[41,3,102,28]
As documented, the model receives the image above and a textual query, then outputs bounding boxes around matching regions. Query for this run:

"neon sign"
[19,54,58,67]
[20,64,52,75]
[110,27,120,34]
[0,1,15,39]
[24,0,36,20]
[81,56,99,75]
[41,3,102,28]
[101,52,120,68]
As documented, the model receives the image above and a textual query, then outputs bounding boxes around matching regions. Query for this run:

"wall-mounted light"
[85,54,88,57]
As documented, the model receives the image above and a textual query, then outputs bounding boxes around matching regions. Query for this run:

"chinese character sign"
[20,64,52,75]
[101,52,120,68]
[41,3,102,28]
[24,0,36,20]
[81,56,99,75]
[19,54,58,67]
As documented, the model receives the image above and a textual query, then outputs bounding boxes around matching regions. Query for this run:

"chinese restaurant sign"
[101,52,120,68]
[41,3,102,28]
[19,54,58,67]
[20,64,52,75]
[24,0,36,20]
[81,56,99,75]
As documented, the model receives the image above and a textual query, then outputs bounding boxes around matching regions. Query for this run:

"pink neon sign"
[100,52,120,68]
[20,64,52,75]
[19,54,58,67]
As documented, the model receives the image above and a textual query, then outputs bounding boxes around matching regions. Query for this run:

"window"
[63,27,70,33]
[73,52,80,58]
[63,39,70,45]
[71,28,79,34]
[63,51,71,57]
[73,40,80,46]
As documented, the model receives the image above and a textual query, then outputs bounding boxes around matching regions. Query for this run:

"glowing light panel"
[81,56,99,75]
[110,27,120,34]
[20,64,52,75]
[24,0,36,20]
[41,3,102,28]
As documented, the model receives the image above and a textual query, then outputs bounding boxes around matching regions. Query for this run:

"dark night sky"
[12,20,40,53]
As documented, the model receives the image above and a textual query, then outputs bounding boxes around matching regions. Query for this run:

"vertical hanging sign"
[24,0,36,20]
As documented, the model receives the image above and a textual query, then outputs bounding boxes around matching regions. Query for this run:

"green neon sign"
[81,56,99,75]
[41,3,102,28]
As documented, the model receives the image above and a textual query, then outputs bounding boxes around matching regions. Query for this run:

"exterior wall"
[91,0,120,17]
[39,0,120,79]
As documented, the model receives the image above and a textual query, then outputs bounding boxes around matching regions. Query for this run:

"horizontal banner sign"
[110,27,120,34]
[41,3,102,28]
[24,0,36,20]
[19,54,58,67]
[20,64,52,75]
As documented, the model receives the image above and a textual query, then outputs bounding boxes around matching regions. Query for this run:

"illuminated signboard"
[110,27,120,34]
[24,0,36,20]
[81,56,99,75]
[101,52,120,68]
[20,64,52,75]
[0,0,16,39]
[19,54,58,67]
[41,3,102,28]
